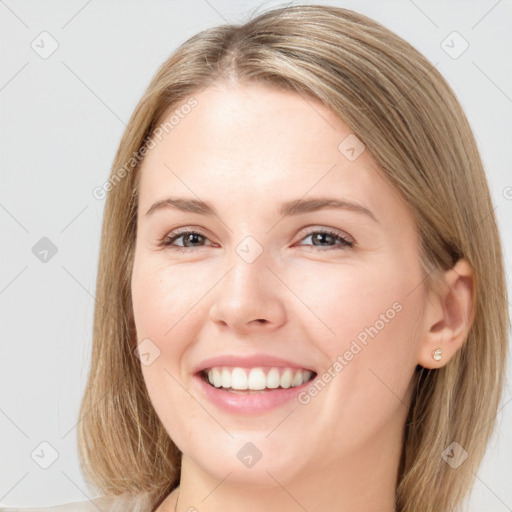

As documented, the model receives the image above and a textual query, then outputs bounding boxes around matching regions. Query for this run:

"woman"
[9,4,508,512]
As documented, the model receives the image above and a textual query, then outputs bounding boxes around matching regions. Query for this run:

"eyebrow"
[144,196,378,223]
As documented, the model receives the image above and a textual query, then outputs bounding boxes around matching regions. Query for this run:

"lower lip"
[194,373,314,414]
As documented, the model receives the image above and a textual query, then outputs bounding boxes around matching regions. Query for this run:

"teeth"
[231,368,248,390]
[267,367,280,389]
[211,367,222,387]
[221,367,231,388]
[206,366,313,391]
[291,370,304,387]
[280,368,292,389]
[247,368,267,390]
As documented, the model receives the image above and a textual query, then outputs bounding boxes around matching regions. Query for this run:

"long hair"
[78,5,509,511]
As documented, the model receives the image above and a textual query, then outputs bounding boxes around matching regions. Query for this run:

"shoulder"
[0,493,153,512]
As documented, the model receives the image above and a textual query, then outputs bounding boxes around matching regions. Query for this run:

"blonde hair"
[78,5,509,511]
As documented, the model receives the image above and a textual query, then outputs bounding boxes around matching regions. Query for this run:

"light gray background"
[1,0,511,509]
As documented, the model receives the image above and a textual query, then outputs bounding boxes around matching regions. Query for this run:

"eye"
[161,229,212,252]
[161,227,354,253]
[296,228,354,250]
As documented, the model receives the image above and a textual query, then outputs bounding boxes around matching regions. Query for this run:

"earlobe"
[417,258,475,369]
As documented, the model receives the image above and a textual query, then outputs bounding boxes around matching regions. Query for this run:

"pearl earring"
[432,348,443,361]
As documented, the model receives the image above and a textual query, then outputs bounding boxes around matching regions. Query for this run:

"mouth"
[198,366,317,394]
[192,354,319,414]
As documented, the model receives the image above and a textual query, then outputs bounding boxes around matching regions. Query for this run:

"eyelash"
[160,228,355,253]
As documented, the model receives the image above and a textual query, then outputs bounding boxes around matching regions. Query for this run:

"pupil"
[315,233,332,245]
[186,233,202,246]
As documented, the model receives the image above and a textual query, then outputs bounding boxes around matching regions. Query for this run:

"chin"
[174,429,309,488]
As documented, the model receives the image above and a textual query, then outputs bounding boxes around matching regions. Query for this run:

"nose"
[208,247,287,334]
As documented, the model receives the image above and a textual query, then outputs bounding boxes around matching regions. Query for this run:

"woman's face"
[131,81,427,487]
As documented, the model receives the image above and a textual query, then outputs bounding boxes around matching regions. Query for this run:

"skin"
[130,81,474,512]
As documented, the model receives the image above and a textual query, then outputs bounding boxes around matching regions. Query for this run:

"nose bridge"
[225,235,272,303]
[209,234,286,329]
[232,238,267,288]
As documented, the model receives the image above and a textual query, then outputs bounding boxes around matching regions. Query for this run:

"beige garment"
[0,492,154,512]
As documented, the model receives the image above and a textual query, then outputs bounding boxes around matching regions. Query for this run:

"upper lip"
[193,354,316,374]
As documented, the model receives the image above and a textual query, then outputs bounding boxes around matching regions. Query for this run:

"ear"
[417,258,475,369]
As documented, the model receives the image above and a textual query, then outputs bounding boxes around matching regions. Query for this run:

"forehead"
[137,82,411,227]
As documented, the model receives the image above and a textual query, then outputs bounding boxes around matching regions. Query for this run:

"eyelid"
[160,225,355,252]
[296,225,354,244]
[161,227,213,247]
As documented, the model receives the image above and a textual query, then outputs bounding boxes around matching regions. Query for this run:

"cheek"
[306,259,420,404]
[131,260,186,405]
[131,258,206,339]
[131,258,214,399]
[290,258,412,350]
[131,260,207,446]
[292,257,421,406]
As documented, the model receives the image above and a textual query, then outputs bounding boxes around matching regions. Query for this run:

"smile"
[202,366,315,392]
[194,365,317,414]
